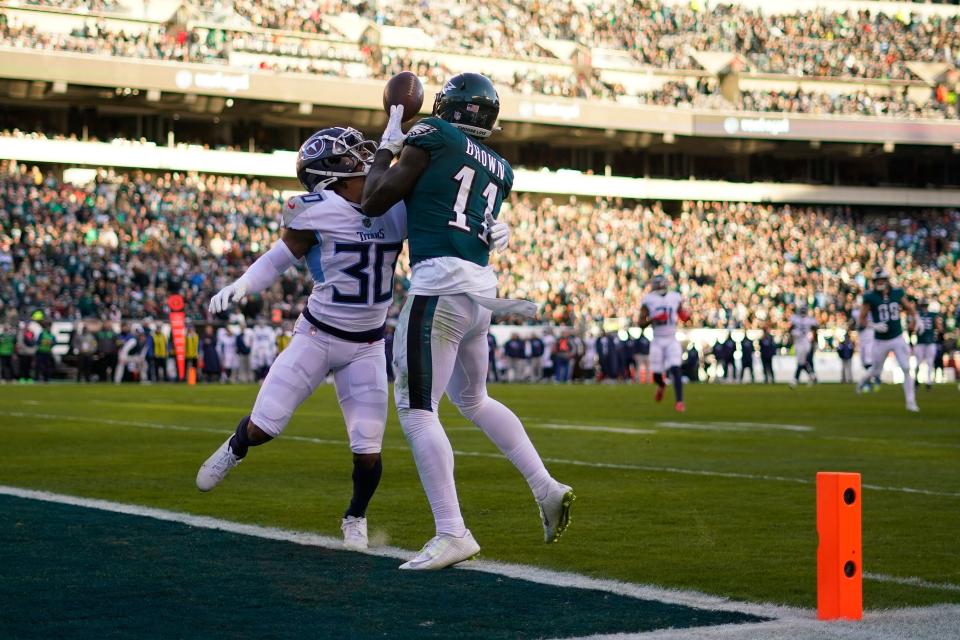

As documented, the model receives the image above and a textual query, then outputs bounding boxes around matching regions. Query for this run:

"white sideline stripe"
[865,572,960,593]
[3,411,960,498]
[557,604,960,640]
[656,422,813,433]
[536,423,657,435]
[0,484,799,622]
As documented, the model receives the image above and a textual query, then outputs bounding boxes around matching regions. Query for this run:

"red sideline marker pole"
[816,472,862,620]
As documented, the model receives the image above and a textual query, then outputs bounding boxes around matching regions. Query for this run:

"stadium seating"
[1,1,957,118]
[2,161,957,333]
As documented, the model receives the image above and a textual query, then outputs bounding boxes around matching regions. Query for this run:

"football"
[382,71,424,121]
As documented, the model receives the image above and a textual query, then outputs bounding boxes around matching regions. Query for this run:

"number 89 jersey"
[863,287,905,340]
[283,190,406,332]
[641,291,683,339]
[403,116,514,268]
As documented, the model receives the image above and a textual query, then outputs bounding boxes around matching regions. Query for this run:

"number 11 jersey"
[402,116,514,268]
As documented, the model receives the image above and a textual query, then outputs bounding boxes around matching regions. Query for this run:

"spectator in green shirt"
[0,324,15,382]
[35,322,56,382]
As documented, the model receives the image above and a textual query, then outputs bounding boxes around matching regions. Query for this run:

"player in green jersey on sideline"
[913,299,943,390]
[856,267,920,412]
[362,73,574,570]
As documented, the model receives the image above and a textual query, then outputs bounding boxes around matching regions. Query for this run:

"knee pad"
[348,419,385,455]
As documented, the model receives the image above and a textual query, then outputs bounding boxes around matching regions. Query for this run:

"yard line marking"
[656,422,814,433]
[865,573,960,593]
[0,484,800,622]
[535,423,657,435]
[3,410,959,499]
[0,411,346,446]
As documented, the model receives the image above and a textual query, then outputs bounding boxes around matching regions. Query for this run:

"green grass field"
[2,382,958,620]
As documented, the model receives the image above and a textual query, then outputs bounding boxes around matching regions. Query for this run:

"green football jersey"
[863,287,905,340]
[917,311,939,344]
[403,116,514,267]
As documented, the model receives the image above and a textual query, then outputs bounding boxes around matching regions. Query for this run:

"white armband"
[235,241,299,295]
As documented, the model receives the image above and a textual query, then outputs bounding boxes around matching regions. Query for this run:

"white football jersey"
[252,326,276,352]
[283,190,406,332]
[642,291,682,339]
[790,314,818,342]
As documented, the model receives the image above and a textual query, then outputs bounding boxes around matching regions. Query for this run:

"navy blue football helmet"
[650,274,669,294]
[296,127,377,192]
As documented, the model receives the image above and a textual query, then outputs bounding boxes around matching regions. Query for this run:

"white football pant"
[649,338,681,373]
[861,337,915,405]
[914,343,937,384]
[394,292,555,537]
[250,316,387,454]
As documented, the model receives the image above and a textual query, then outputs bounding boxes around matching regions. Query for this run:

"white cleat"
[196,436,242,491]
[538,482,575,543]
[341,516,369,551]
[399,531,480,570]
[906,402,920,413]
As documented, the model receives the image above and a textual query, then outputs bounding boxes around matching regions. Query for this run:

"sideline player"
[856,268,919,412]
[362,73,574,570]
[788,304,818,387]
[913,299,942,389]
[196,127,406,550]
[637,274,689,412]
[856,298,878,393]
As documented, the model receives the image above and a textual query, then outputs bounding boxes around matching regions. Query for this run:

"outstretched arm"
[362,145,429,216]
[361,105,429,216]
[209,229,315,314]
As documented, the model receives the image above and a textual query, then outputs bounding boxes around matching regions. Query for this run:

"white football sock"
[903,371,916,405]
[458,397,554,501]
[398,408,466,537]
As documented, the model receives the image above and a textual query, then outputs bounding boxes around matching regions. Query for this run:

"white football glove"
[485,212,510,252]
[870,321,888,333]
[378,104,407,156]
[208,281,247,314]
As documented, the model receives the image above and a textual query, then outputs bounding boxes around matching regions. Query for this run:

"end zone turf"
[0,488,768,639]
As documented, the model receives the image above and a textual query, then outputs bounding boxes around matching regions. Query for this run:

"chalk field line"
[3,485,957,640]
[3,410,959,499]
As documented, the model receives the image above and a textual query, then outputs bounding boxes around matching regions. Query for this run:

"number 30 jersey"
[641,291,683,340]
[403,116,514,268]
[283,190,406,332]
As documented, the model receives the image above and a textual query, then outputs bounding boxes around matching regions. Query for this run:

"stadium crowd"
[493,196,960,330]
[195,0,960,80]
[3,161,958,333]
[1,5,958,118]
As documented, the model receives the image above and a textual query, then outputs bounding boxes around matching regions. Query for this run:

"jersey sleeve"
[404,117,447,155]
[282,192,328,230]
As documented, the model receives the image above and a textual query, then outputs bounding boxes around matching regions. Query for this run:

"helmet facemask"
[298,127,377,192]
